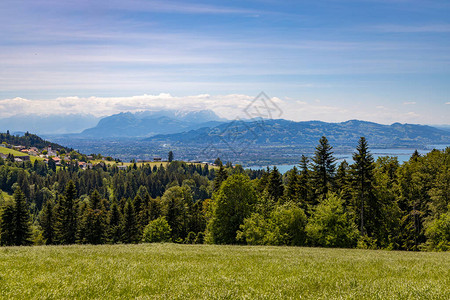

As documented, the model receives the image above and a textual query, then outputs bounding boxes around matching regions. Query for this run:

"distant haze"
[0,1,449,125]
[0,114,100,135]
[0,94,449,127]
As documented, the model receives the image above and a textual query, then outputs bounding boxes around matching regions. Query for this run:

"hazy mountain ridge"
[81,110,226,138]
[0,114,100,135]
[3,109,449,150]
[147,119,450,148]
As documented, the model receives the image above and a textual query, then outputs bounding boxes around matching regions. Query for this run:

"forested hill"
[0,131,71,151]
[148,119,450,148]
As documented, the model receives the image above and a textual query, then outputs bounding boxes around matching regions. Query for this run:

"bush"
[357,235,378,250]
[142,217,171,243]
[306,193,358,248]
[185,231,196,244]
[194,232,204,244]
[237,202,307,246]
[425,207,450,251]
[236,213,270,245]
[206,174,257,244]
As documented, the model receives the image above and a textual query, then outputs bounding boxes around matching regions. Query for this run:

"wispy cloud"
[0,0,448,125]
[279,98,426,124]
[0,94,448,125]
[403,101,416,105]
[26,0,261,16]
[127,0,260,15]
[0,94,259,119]
[372,24,450,33]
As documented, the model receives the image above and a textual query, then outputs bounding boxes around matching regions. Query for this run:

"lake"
[248,145,449,174]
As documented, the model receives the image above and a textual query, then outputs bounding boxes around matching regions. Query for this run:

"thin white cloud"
[403,101,416,105]
[0,94,259,119]
[281,97,432,125]
[405,111,420,118]
[132,0,260,15]
[372,24,450,33]
[28,0,260,16]
[0,94,447,125]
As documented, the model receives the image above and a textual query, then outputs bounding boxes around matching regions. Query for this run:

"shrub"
[425,207,450,251]
[306,193,358,248]
[194,232,204,244]
[185,231,196,244]
[237,202,307,246]
[142,217,171,243]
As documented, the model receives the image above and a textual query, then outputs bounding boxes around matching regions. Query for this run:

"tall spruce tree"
[77,190,106,244]
[12,188,32,246]
[351,137,376,236]
[0,189,32,246]
[89,189,102,210]
[335,160,352,204]
[312,136,336,199]
[54,180,78,244]
[120,200,138,243]
[213,165,228,192]
[298,155,311,209]
[78,207,105,244]
[267,167,284,202]
[137,193,151,235]
[40,199,55,245]
[161,186,190,240]
[284,166,300,202]
[133,195,145,238]
[107,201,121,243]
[0,202,16,246]
[256,167,270,194]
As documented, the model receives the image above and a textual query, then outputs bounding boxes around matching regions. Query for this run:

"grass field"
[0,244,449,299]
[92,160,171,168]
[94,160,217,169]
[0,147,42,162]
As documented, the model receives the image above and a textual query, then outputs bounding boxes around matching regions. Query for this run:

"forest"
[0,136,449,251]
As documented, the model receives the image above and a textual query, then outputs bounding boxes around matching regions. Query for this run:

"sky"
[0,0,449,124]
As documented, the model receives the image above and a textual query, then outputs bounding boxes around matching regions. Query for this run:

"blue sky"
[0,0,449,124]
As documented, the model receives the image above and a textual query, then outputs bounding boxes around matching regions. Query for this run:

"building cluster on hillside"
[1,142,215,170]
[0,143,100,170]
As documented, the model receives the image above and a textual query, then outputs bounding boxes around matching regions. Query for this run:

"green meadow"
[0,147,42,162]
[0,244,448,299]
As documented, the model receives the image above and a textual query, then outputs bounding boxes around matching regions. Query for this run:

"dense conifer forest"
[0,136,449,251]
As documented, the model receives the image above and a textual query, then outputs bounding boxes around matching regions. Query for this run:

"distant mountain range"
[80,110,226,138]
[147,119,450,148]
[0,114,99,135]
[2,110,449,154]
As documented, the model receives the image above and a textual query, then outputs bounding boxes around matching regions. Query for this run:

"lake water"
[248,145,449,174]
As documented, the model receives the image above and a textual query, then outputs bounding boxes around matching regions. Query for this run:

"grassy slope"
[0,191,12,204]
[92,160,217,169]
[0,147,43,162]
[0,244,449,299]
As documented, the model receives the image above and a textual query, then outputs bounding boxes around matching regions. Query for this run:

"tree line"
[0,137,449,251]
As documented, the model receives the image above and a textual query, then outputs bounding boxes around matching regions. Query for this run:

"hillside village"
[0,140,210,171]
[0,142,97,169]
[0,140,138,171]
